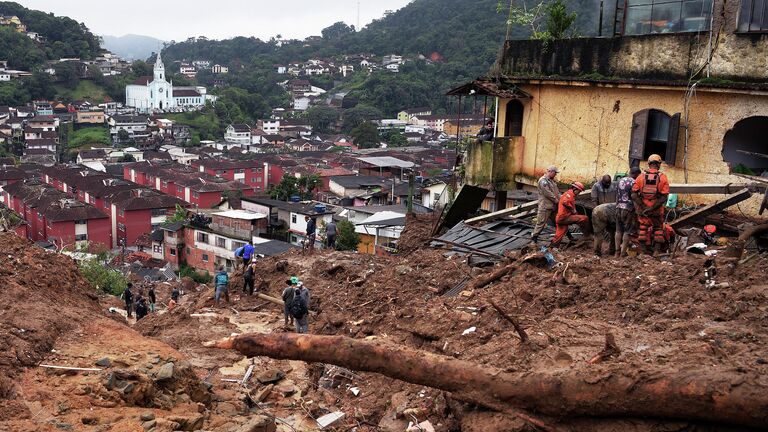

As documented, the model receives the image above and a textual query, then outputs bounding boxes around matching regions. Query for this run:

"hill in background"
[101,34,165,61]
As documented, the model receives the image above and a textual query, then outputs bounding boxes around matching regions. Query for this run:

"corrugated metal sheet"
[432,220,553,257]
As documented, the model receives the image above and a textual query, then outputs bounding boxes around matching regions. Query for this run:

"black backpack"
[289,290,308,319]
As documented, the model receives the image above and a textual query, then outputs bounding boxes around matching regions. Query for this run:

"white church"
[125,52,210,113]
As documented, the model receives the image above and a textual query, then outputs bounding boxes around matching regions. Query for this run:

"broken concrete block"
[155,362,174,381]
[140,412,155,421]
[255,369,284,384]
[316,411,345,429]
[141,419,156,430]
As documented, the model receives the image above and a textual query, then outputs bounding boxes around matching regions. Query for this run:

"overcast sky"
[19,0,412,41]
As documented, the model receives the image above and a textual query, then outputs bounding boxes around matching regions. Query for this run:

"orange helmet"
[571,182,585,192]
[704,224,717,234]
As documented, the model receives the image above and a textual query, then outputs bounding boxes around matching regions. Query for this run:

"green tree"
[322,21,355,40]
[54,61,82,89]
[335,220,360,251]
[297,174,321,199]
[387,131,407,147]
[118,153,136,162]
[131,60,152,77]
[342,105,384,132]
[78,259,128,296]
[305,106,339,133]
[350,121,381,149]
[165,204,188,224]
[544,0,577,39]
[268,174,300,201]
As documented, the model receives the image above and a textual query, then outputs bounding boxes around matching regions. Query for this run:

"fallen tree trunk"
[206,333,768,428]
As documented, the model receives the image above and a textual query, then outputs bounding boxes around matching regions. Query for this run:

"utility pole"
[407,172,414,215]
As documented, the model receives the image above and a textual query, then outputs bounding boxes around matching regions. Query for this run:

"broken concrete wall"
[499,0,768,84]
[465,137,524,190]
[467,84,768,212]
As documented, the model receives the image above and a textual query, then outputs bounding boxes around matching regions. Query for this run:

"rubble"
[1,217,768,431]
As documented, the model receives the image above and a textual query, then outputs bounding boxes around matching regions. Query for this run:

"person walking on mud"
[123,283,134,318]
[148,286,156,313]
[243,263,256,296]
[282,277,299,327]
[214,266,230,305]
[290,282,311,334]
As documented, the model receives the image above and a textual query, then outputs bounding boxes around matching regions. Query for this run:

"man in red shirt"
[631,154,670,254]
[551,182,591,247]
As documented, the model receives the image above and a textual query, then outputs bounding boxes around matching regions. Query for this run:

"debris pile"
[2,222,768,430]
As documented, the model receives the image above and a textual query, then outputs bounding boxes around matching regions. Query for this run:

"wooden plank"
[669,184,752,194]
[39,364,102,372]
[465,183,761,225]
[670,189,752,228]
[465,190,590,224]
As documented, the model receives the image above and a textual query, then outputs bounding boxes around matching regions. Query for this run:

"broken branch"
[206,333,768,428]
[469,263,518,291]
[587,332,621,364]
[489,300,528,342]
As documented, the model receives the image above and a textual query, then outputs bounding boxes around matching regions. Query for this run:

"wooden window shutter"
[665,113,681,166]
[629,109,650,164]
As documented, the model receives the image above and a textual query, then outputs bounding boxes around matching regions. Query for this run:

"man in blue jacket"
[235,241,255,267]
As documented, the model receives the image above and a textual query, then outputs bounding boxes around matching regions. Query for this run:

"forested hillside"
[160,0,594,118]
[0,2,103,69]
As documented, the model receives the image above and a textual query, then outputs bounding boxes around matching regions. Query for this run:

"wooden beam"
[39,364,102,372]
[670,189,753,228]
[668,184,752,194]
[465,183,763,225]
[465,191,590,224]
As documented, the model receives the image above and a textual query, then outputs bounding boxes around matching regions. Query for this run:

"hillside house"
[452,0,768,212]
[4,181,111,250]
[225,124,252,145]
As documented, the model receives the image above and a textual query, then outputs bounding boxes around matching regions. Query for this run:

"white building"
[179,63,196,78]
[124,52,207,113]
[224,124,252,145]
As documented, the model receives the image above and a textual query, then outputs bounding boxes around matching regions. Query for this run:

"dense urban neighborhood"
[1,0,768,431]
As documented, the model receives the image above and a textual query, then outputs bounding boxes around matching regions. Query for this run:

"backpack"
[289,290,308,319]
[215,272,229,286]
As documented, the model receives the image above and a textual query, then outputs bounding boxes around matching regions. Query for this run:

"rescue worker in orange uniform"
[631,154,670,254]
[550,182,591,247]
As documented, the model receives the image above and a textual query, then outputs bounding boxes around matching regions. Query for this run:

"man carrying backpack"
[214,266,230,305]
[290,282,310,334]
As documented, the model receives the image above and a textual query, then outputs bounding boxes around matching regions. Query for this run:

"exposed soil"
[2,227,768,431]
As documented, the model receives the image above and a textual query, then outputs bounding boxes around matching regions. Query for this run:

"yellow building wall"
[487,84,768,212]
